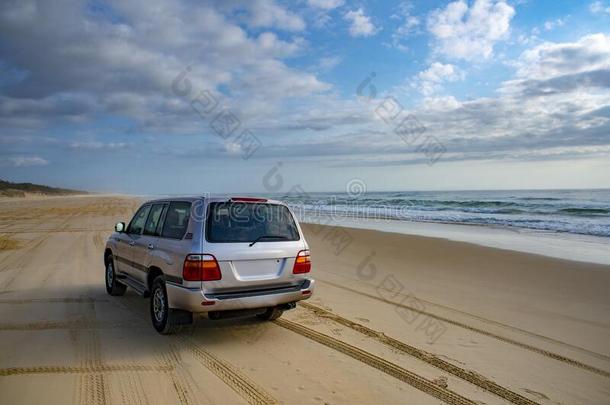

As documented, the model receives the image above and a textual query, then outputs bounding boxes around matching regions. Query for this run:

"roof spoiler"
[229,197,268,203]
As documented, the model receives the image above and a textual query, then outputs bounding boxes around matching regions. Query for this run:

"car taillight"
[183,254,221,281]
[292,250,311,274]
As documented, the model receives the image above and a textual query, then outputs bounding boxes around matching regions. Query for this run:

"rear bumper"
[166,279,314,313]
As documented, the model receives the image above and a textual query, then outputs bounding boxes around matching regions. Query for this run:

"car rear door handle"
[128,240,135,246]
[147,243,154,250]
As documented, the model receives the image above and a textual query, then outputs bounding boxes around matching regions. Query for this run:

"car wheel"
[105,255,126,296]
[256,307,284,321]
[150,276,192,335]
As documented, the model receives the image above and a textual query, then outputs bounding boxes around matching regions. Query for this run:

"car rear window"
[206,202,300,243]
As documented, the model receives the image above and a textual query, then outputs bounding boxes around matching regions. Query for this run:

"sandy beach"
[0,195,609,404]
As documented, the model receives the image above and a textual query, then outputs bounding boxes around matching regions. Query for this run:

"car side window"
[154,204,169,236]
[161,202,191,239]
[127,205,151,235]
[143,204,165,236]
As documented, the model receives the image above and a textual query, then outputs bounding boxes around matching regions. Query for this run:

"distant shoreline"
[0,179,86,198]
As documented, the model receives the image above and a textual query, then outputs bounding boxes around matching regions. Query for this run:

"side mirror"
[115,222,126,233]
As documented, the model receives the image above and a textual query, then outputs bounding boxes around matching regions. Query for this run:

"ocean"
[276,189,610,238]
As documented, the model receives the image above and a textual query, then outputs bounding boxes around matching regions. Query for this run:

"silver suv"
[104,196,314,334]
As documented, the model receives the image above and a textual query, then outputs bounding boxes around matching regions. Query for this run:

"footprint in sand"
[457,338,479,348]
[431,376,448,389]
[330,328,343,336]
[522,388,550,400]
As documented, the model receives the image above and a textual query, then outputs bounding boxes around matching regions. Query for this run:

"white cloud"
[500,34,610,100]
[69,141,129,150]
[389,2,420,51]
[396,33,610,163]
[307,0,344,10]
[590,1,610,14]
[244,0,306,31]
[543,18,565,31]
[344,8,378,37]
[0,0,326,133]
[422,95,461,110]
[419,62,464,82]
[427,0,515,60]
[4,156,50,167]
[266,33,610,164]
[414,62,464,95]
[1,2,609,170]
[317,56,342,72]
[512,33,610,80]
[256,31,305,57]
[396,15,420,36]
[224,142,243,156]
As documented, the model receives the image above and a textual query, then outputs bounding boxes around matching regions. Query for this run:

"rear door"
[154,201,193,282]
[203,201,305,292]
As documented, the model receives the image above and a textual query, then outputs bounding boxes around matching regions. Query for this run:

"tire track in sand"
[114,359,152,405]
[154,347,194,405]
[0,364,173,377]
[82,227,151,405]
[318,273,610,362]
[111,295,277,405]
[93,231,105,251]
[0,208,81,271]
[318,279,610,378]
[74,303,108,405]
[0,319,144,330]
[0,213,75,290]
[0,232,51,273]
[72,231,109,405]
[274,318,477,405]
[0,297,107,304]
[179,337,279,405]
[0,229,111,234]
[300,301,538,405]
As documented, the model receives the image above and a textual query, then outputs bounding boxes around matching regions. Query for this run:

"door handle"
[128,240,135,246]
[147,243,154,250]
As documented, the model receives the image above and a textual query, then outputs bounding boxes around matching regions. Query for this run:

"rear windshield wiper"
[249,235,289,247]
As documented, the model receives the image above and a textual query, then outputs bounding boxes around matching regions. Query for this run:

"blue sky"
[1,0,610,194]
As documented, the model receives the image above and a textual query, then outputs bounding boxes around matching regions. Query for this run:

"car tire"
[105,255,126,296]
[150,276,192,335]
[256,307,284,321]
